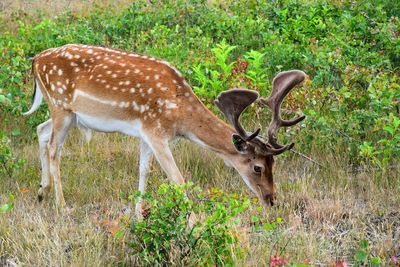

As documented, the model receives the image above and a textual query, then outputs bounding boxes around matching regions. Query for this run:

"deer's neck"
[181,101,238,159]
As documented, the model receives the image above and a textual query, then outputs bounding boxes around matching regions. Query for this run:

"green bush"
[129,183,250,266]
[0,131,25,179]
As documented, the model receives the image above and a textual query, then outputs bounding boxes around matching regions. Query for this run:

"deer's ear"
[232,134,250,154]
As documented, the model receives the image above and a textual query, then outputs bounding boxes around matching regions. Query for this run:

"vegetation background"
[0,0,399,266]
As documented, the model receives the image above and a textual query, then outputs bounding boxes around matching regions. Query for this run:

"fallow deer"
[23,44,306,212]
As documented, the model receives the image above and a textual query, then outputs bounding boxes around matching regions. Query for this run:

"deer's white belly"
[75,112,142,137]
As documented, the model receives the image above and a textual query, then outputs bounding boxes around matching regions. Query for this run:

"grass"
[1,115,399,265]
[0,0,133,32]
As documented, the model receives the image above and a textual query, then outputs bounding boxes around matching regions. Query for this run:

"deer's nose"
[263,193,276,206]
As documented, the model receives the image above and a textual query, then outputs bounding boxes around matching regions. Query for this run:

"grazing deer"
[23,44,306,212]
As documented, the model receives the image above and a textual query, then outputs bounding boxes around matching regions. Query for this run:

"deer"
[23,44,306,214]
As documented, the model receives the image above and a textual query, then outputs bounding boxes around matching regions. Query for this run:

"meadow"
[0,0,399,266]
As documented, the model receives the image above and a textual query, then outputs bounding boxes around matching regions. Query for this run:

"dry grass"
[0,0,132,31]
[1,117,399,265]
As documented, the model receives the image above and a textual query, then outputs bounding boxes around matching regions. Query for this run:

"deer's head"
[215,70,307,206]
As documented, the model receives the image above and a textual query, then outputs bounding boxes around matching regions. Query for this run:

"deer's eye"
[253,165,262,174]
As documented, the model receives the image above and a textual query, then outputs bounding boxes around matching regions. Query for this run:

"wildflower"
[337,259,349,267]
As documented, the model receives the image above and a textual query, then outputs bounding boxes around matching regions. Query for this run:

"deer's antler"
[260,70,306,151]
[214,89,260,142]
[215,70,306,156]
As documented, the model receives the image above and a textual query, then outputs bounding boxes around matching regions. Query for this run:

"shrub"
[129,183,250,266]
[0,131,24,179]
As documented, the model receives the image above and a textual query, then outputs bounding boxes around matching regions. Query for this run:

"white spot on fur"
[156,98,164,106]
[132,101,139,111]
[147,88,153,94]
[165,100,177,109]
[58,69,63,76]
[65,52,73,59]
[154,74,160,80]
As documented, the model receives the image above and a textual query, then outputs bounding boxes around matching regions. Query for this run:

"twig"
[1,161,13,179]
[289,149,325,168]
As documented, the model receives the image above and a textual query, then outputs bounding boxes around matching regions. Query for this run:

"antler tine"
[214,89,260,141]
[260,70,307,150]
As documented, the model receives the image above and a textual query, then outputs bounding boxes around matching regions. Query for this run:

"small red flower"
[337,259,349,267]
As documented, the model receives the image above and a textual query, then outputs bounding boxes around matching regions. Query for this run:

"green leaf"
[360,239,369,249]
[0,203,13,213]
[263,223,274,231]
[11,128,21,137]
[115,230,124,239]
[383,125,394,135]
[0,95,11,105]
[354,251,367,262]
[370,256,380,266]
[251,215,259,223]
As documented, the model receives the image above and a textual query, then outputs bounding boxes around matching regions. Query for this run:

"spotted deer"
[24,44,306,212]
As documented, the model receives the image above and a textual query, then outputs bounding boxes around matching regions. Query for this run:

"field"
[1,0,399,266]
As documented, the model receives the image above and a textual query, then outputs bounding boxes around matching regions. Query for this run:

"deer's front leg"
[135,140,153,219]
[37,119,52,202]
[143,135,185,186]
[142,133,196,226]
